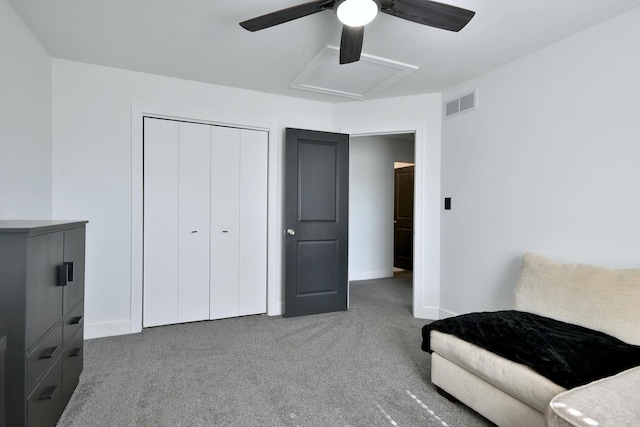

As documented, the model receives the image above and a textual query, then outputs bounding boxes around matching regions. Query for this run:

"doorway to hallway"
[348,133,416,310]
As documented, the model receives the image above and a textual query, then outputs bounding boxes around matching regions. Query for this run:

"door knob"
[286,228,296,236]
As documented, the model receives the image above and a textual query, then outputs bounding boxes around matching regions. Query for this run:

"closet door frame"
[131,105,279,334]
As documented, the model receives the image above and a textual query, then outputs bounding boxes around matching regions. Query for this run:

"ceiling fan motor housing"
[334,0,382,27]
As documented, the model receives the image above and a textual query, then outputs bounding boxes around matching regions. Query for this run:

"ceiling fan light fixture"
[335,0,380,27]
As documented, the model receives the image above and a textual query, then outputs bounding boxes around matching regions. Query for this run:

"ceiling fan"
[239,0,475,65]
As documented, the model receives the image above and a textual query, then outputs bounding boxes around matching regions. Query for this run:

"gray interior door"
[284,128,349,317]
[394,166,414,270]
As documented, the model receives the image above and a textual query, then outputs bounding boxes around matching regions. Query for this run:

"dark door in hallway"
[284,128,349,317]
[394,165,414,270]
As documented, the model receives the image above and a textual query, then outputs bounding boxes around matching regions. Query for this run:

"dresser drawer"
[62,328,83,406]
[26,323,63,394]
[63,303,83,349]
[27,358,63,427]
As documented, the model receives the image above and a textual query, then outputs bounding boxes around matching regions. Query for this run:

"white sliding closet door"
[210,127,241,319]
[210,127,268,319]
[144,118,179,327]
[177,123,211,323]
[238,129,268,316]
[144,118,211,327]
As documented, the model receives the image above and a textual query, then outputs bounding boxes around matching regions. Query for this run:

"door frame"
[130,104,279,333]
[341,122,440,320]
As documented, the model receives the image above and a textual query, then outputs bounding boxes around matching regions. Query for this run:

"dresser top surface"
[0,220,88,235]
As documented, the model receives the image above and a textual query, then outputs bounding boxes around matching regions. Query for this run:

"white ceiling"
[9,0,640,103]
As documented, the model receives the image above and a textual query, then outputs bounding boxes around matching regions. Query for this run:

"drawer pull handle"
[70,316,83,325]
[58,264,68,286]
[40,385,58,401]
[41,346,58,359]
[64,261,74,282]
[69,347,82,357]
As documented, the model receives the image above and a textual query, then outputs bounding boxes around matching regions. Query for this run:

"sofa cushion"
[430,330,565,413]
[546,366,640,427]
[514,252,640,345]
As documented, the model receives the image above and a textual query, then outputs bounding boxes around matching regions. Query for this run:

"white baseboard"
[84,320,132,339]
[83,305,450,338]
[439,308,459,319]
[415,305,441,320]
[414,306,460,320]
[349,269,393,281]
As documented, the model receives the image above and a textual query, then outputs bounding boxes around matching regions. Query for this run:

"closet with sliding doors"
[143,117,268,327]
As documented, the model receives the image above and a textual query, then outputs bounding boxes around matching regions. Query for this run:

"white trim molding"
[85,321,131,340]
[439,308,459,319]
[130,104,281,334]
[350,269,394,281]
[418,306,442,320]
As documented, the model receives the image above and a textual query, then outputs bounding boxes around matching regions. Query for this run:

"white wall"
[48,7,640,336]
[52,59,333,338]
[349,135,414,280]
[334,94,443,319]
[0,0,52,219]
[441,7,640,316]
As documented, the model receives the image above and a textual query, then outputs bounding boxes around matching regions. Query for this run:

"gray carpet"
[58,273,493,427]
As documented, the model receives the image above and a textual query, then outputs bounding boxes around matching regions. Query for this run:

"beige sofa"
[429,253,640,427]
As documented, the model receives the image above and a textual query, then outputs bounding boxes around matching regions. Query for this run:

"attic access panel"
[291,45,418,100]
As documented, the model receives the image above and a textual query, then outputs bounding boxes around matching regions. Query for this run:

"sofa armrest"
[546,366,640,427]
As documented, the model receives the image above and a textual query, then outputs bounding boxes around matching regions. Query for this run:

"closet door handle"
[41,346,58,359]
[70,316,83,325]
[64,262,74,282]
[40,385,58,401]
[69,347,82,358]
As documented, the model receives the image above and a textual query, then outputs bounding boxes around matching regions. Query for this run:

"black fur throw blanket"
[422,310,640,389]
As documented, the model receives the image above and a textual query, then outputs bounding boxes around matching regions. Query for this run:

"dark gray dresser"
[0,221,87,427]
[1,335,6,427]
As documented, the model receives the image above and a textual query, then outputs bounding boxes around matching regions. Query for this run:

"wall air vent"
[444,90,477,119]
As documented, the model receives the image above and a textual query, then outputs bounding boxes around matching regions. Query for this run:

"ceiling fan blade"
[381,0,475,32]
[340,25,365,64]
[240,0,334,32]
